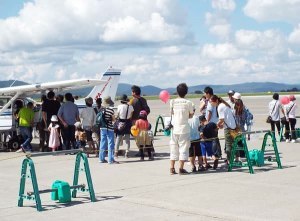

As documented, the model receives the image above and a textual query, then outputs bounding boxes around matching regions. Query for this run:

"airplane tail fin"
[86,67,121,102]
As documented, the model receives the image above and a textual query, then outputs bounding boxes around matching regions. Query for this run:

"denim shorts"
[200,141,213,157]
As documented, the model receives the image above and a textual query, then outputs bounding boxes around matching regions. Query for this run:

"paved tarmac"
[0,95,299,221]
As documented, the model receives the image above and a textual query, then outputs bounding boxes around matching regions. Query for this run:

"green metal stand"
[154,115,165,136]
[18,158,43,211]
[228,134,254,174]
[261,131,282,169]
[72,152,96,202]
[18,151,96,211]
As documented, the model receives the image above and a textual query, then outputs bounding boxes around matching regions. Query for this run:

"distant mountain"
[116,82,300,96]
[0,80,299,97]
[0,80,28,87]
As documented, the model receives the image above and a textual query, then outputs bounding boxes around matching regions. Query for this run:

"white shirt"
[170,98,194,135]
[117,104,134,119]
[218,103,236,129]
[284,101,297,119]
[268,100,282,121]
[80,106,96,129]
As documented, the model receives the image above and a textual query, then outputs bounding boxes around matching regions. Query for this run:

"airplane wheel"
[12,142,19,150]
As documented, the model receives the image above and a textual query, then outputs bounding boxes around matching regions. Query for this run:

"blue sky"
[0,0,300,87]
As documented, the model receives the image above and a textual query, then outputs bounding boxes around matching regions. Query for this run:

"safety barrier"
[17,150,96,211]
[228,131,282,174]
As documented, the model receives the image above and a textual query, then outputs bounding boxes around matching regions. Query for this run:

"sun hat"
[120,94,129,103]
[232,92,241,100]
[103,96,114,107]
[85,97,93,105]
[228,90,235,95]
[289,94,296,101]
[51,115,58,122]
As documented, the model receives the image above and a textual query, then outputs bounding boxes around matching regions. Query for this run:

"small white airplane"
[0,67,121,150]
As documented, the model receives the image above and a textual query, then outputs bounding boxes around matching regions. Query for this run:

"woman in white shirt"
[114,94,134,158]
[268,93,283,138]
[210,95,237,163]
[283,95,297,143]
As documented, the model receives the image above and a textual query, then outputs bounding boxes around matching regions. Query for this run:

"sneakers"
[205,164,212,170]
[16,145,25,153]
[213,159,219,170]
[198,165,206,172]
[179,168,189,175]
[286,139,290,143]
[291,139,296,143]
[170,168,177,175]
[108,160,119,164]
[99,159,108,163]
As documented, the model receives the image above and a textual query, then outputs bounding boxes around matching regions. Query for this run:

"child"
[188,106,204,173]
[75,122,87,155]
[135,110,154,161]
[48,115,61,152]
[199,115,220,170]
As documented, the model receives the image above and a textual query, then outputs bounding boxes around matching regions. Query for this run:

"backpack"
[139,97,150,115]
[245,108,253,125]
[95,109,108,128]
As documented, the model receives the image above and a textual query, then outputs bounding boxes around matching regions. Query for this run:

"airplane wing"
[0,79,106,96]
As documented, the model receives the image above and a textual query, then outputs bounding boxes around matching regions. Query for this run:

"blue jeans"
[99,129,115,163]
[20,126,33,150]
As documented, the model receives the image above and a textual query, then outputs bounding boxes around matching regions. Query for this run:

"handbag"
[229,127,242,139]
[280,116,287,124]
[115,104,129,133]
[164,106,173,136]
[266,116,272,123]
[266,101,277,123]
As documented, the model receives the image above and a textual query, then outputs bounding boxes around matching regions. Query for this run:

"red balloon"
[159,90,170,103]
[280,96,290,105]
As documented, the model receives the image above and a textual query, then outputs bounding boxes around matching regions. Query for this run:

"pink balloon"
[280,96,290,105]
[159,90,170,103]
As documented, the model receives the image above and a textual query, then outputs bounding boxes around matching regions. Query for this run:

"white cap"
[51,115,58,122]
[74,122,82,128]
[232,92,241,100]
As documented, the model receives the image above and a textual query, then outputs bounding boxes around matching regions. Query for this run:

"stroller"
[135,129,154,161]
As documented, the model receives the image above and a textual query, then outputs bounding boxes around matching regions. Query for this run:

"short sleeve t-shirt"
[170,98,194,135]
[206,101,218,124]
[199,122,217,139]
[218,103,236,129]
[18,107,34,127]
[269,100,282,121]
[57,101,79,126]
[117,104,134,120]
[188,115,200,141]
[42,99,61,125]
[80,106,96,128]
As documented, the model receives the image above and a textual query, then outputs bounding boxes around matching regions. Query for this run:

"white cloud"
[158,46,180,55]
[202,43,241,59]
[212,0,236,11]
[244,0,300,24]
[289,24,300,44]
[0,0,189,51]
[205,1,235,41]
[102,13,185,43]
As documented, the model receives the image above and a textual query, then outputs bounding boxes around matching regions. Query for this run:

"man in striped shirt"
[99,96,118,164]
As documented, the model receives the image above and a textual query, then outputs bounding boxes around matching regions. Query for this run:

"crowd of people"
[14,82,298,174]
